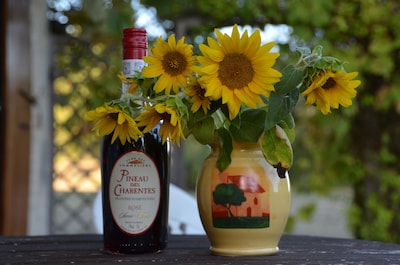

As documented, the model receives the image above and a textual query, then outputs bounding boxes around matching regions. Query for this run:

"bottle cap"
[122,28,147,59]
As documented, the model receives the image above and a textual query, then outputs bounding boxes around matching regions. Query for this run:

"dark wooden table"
[1,234,399,264]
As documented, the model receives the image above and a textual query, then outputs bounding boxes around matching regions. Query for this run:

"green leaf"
[277,113,296,143]
[229,108,266,142]
[216,127,233,172]
[260,125,293,171]
[265,88,299,130]
[191,116,215,145]
[274,65,304,95]
[281,112,295,128]
[296,47,311,57]
[141,77,156,97]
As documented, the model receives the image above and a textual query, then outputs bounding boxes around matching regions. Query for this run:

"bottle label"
[122,59,146,77]
[109,151,161,234]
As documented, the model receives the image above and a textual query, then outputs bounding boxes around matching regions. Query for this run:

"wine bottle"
[100,28,170,254]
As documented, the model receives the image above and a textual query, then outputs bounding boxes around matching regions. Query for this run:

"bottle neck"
[122,28,147,77]
[122,58,146,77]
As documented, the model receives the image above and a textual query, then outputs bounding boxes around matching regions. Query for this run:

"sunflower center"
[322,77,336,90]
[195,84,206,99]
[162,51,188,76]
[218,53,254,89]
[109,113,118,121]
[160,112,171,123]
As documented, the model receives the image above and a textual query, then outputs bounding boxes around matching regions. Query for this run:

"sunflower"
[301,70,360,115]
[136,104,185,147]
[141,34,195,95]
[185,76,211,114]
[195,24,282,120]
[86,104,143,145]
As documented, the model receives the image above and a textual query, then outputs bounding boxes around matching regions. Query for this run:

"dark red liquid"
[100,126,170,254]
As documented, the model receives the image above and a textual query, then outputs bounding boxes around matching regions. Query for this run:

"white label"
[122,59,146,77]
[109,151,161,234]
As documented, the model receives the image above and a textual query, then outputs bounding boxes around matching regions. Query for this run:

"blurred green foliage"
[51,0,400,242]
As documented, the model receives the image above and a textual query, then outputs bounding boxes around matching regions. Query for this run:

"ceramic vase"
[196,140,291,256]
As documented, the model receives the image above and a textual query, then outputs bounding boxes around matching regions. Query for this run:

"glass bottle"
[100,28,170,254]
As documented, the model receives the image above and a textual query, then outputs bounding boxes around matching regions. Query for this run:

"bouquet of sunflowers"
[87,24,360,175]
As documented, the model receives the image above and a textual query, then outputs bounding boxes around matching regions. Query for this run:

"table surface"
[1,234,399,265]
